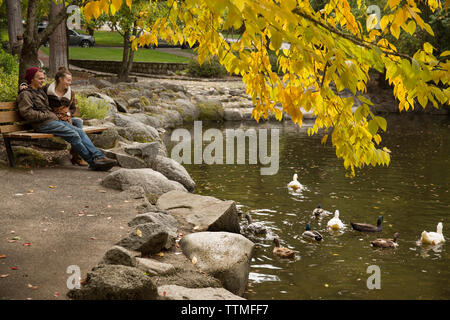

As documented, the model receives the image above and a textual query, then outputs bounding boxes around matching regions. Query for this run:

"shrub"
[77,95,110,120]
[187,56,227,78]
[0,49,18,101]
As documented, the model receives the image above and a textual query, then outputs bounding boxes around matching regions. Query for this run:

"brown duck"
[273,238,296,259]
[371,233,399,248]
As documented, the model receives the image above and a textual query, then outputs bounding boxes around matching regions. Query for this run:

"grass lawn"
[41,46,189,63]
[77,30,124,47]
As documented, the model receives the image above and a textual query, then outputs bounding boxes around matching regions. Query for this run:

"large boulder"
[156,191,240,233]
[136,258,176,276]
[88,127,119,149]
[100,245,139,267]
[128,212,178,249]
[116,222,168,255]
[174,99,199,122]
[114,113,160,143]
[180,232,254,296]
[158,285,245,300]
[124,141,166,165]
[151,155,196,192]
[66,264,158,300]
[101,168,187,201]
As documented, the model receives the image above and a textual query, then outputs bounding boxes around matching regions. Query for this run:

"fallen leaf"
[10,266,19,270]
[54,292,59,297]
[12,236,21,241]
[324,284,329,288]
[98,190,107,193]
[23,243,32,246]
[0,254,6,259]
[136,229,143,238]
[48,186,56,189]
[162,291,166,296]
[27,283,38,289]
[7,240,17,243]
[28,190,34,193]
[14,193,24,196]
[157,252,164,257]
[0,274,9,278]
[90,237,97,240]
[191,256,197,264]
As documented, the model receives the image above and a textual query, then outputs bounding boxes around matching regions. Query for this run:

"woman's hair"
[55,66,72,85]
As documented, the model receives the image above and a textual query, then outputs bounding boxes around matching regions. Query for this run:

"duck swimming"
[327,210,345,230]
[350,216,383,233]
[273,237,296,259]
[312,204,332,218]
[287,173,302,192]
[302,223,323,242]
[243,213,268,236]
[371,233,399,248]
[420,222,445,245]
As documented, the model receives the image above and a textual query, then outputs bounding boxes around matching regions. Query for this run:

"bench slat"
[2,126,108,139]
[0,124,28,134]
[0,110,23,123]
[0,102,16,110]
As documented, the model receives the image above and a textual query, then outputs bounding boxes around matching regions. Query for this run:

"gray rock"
[136,258,176,276]
[224,108,243,121]
[117,222,169,255]
[88,127,119,149]
[151,155,196,192]
[128,212,178,249]
[87,92,117,107]
[180,232,254,296]
[174,99,199,122]
[115,152,147,168]
[66,264,158,300]
[157,190,240,233]
[124,142,166,165]
[114,113,160,143]
[89,78,113,89]
[101,168,187,200]
[100,245,139,267]
[158,285,246,300]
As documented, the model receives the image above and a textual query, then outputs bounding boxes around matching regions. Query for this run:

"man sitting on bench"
[16,67,117,171]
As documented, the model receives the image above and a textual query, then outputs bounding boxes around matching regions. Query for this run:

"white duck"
[420,222,445,245]
[287,173,302,192]
[327,210,345,230]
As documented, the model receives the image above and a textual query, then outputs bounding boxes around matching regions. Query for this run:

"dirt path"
[0,164,139,300]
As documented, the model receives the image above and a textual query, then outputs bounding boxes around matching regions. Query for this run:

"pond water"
[164,114,450,300]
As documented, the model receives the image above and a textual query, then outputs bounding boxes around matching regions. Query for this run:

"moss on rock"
[196,101,224,121]
[12,146,49,167]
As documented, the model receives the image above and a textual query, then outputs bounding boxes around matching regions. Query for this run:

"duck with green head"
[350,216,383,232]
[302,223,323,242]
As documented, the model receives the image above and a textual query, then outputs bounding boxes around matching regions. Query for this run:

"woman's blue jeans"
[37,120,103,166]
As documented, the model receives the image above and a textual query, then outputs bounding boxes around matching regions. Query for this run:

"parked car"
[38,23,95,48]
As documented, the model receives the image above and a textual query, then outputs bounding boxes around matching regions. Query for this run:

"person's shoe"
[70,149,88,166]
[91,157,118,171]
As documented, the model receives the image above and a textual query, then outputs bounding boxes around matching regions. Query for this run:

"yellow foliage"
[80,0,449,177]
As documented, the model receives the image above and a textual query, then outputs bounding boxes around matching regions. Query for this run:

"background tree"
[18,0,91,84]
[5,0,24,56]
[48,0,68,77]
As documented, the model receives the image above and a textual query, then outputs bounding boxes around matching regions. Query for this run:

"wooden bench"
[0,101,107,167]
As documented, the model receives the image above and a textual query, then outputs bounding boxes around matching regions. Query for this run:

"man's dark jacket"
[17,87,58,129]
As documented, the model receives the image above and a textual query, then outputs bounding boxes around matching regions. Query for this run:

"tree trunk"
[18,0,81,84]
[49,0,68,77]
[5,0,24,56]
[118,29,131,82]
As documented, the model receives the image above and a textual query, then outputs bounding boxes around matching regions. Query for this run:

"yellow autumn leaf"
[136,229,142,237]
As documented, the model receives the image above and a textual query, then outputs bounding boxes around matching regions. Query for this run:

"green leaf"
[374,116,387,131]
[368,119,379,135]
[357,95,374,106]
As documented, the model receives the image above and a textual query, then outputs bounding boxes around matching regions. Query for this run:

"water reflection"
[165,115,449,299]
